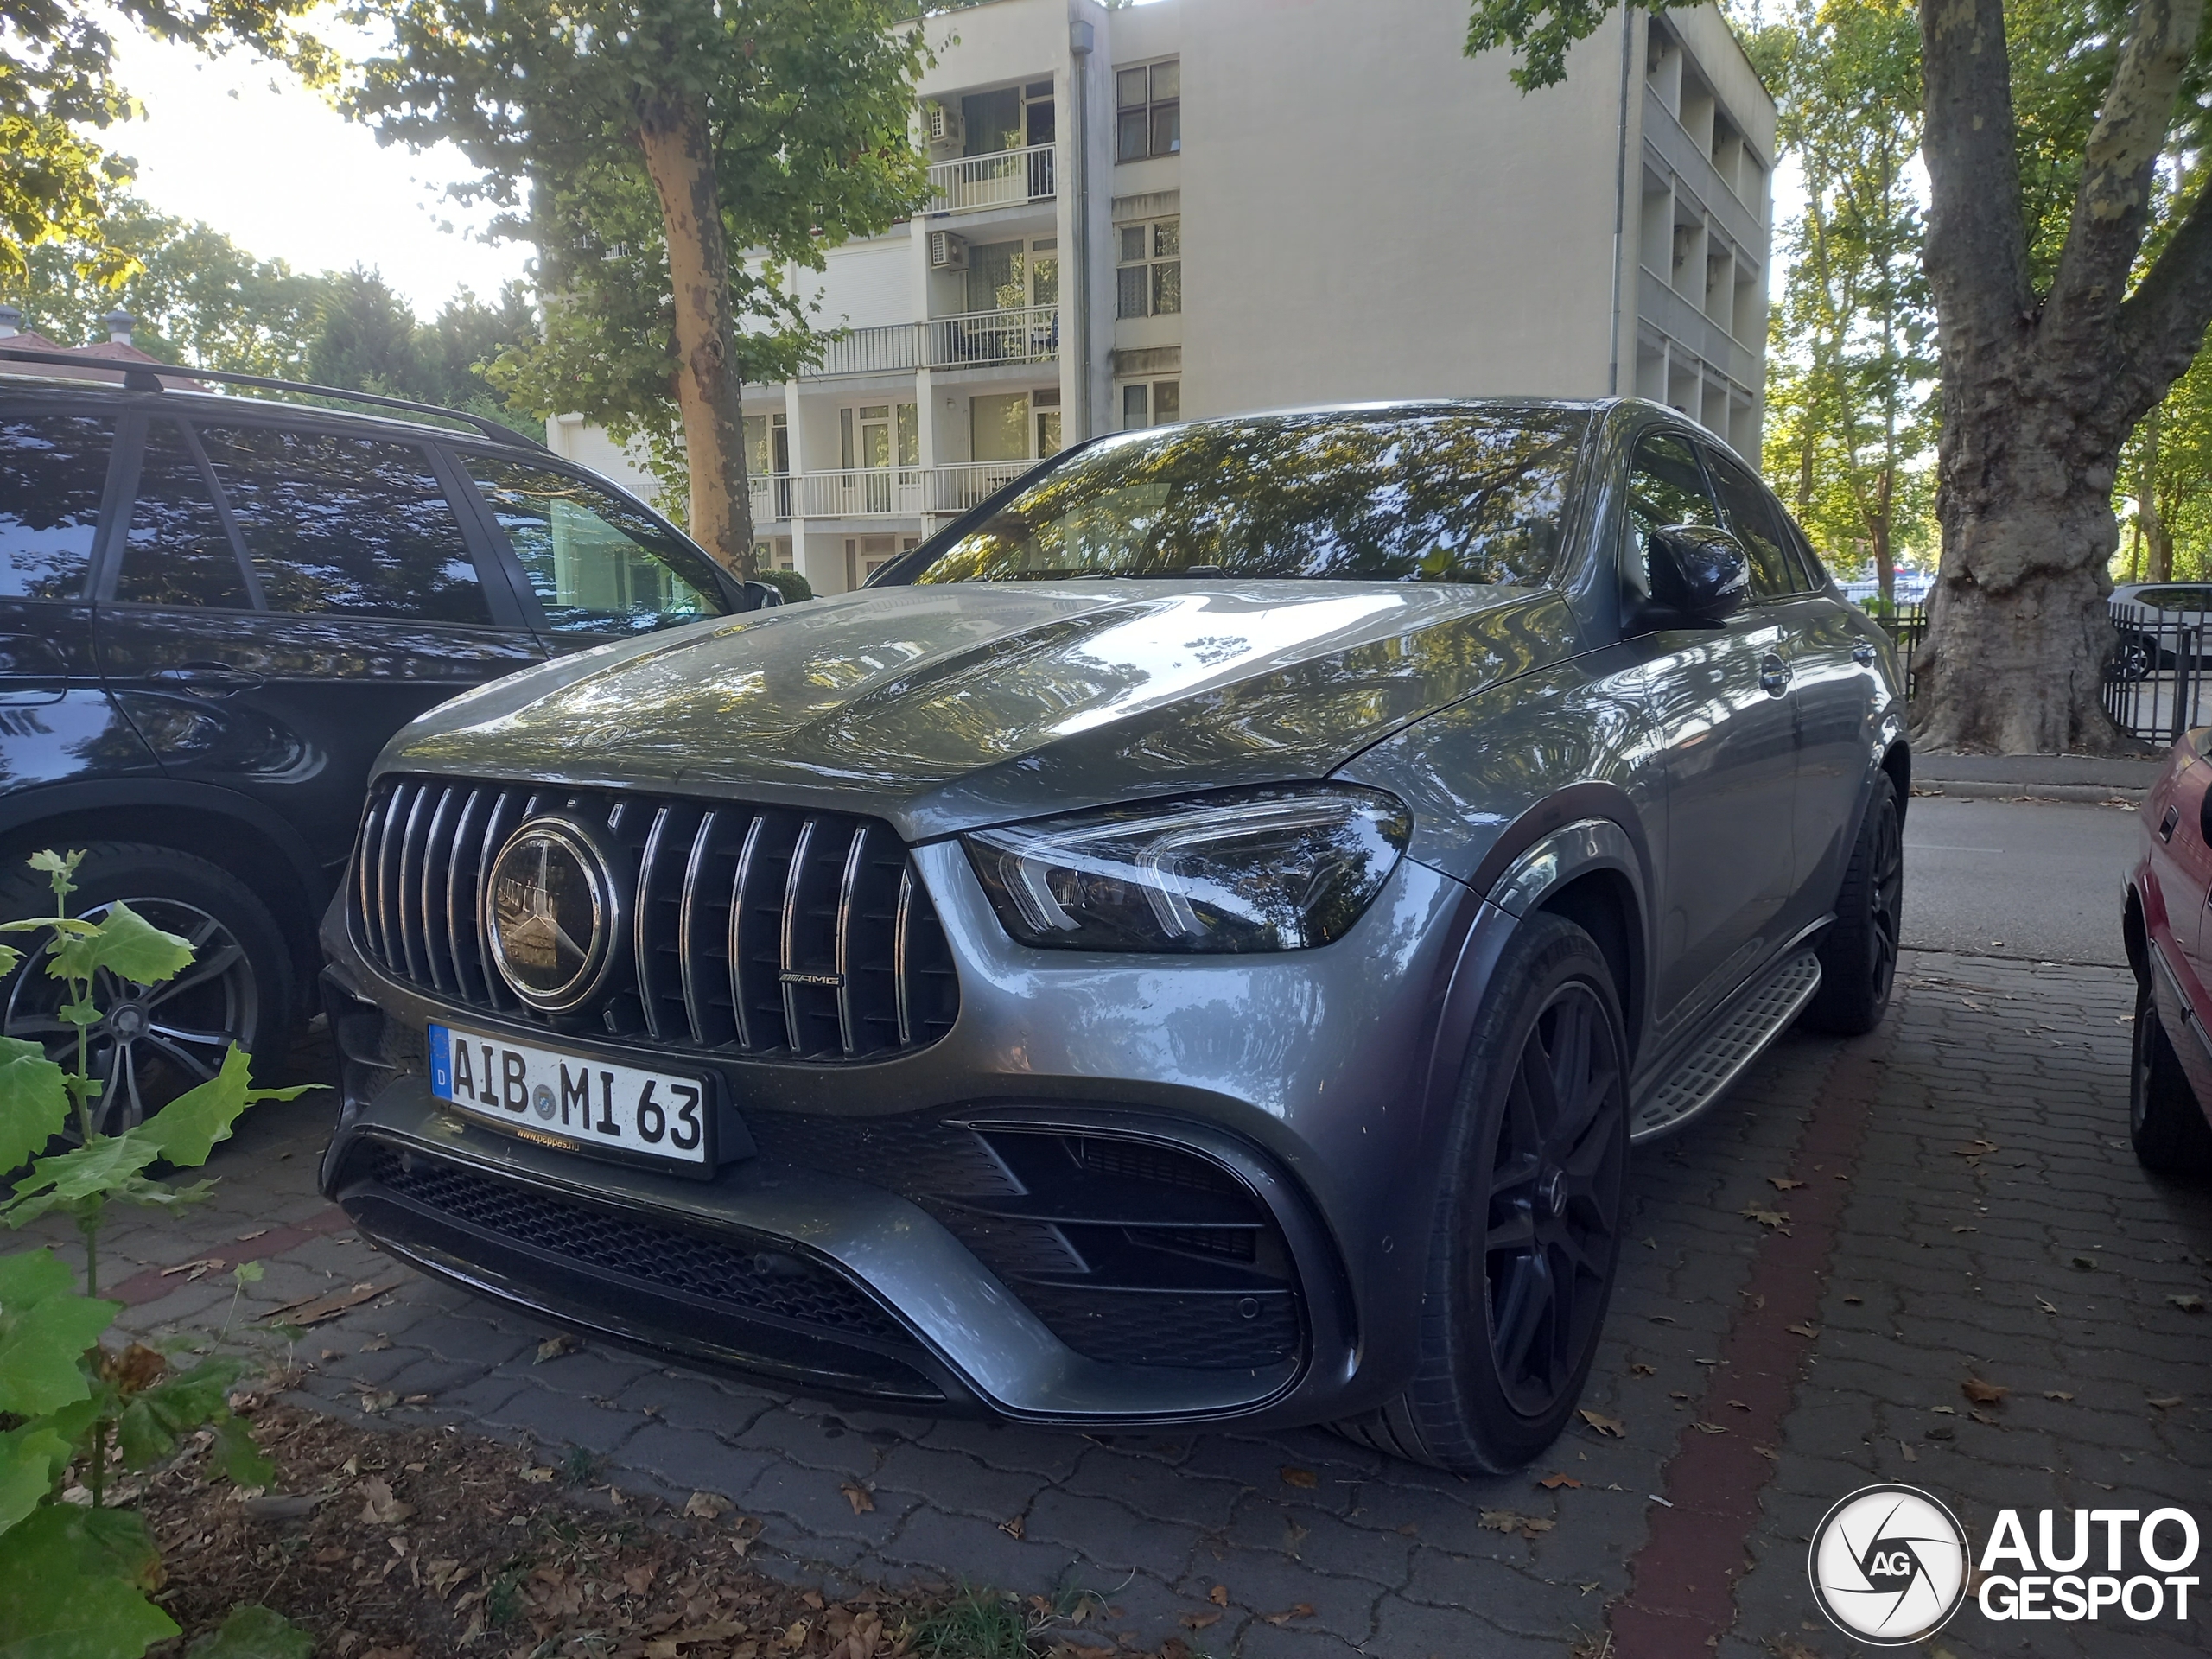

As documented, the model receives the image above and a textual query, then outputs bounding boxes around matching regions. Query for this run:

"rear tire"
[1804,772,1903,1036]
[0,842,294,1137]
[2130,980,2212,1179]
[1335,912,1629,1473]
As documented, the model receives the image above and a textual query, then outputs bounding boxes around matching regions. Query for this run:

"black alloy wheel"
[2119,634,2155,682]
[1333,912,1630,1473]
[0,842,293,1143]
[1805,772,1903,1036]
[1482,978,1629,1417]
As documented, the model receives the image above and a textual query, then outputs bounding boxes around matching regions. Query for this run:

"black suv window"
[0,412,112,601]
[461,454,724,636]
[1705,451,1802,599]
[198,424,490,624]
[115,420,252,609]
[1623,430,1720,607]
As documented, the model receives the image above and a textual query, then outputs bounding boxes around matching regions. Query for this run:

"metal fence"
[1853,598,2208,744]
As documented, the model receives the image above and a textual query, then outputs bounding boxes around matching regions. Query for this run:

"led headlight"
[965,786,1412,952]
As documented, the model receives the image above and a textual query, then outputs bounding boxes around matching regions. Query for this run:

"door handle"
[148,662,264,696]
[1758,652,1793,696]
[1852,641,1878,665]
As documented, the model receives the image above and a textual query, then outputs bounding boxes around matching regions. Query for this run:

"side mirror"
[1647,524,1749,625]
[740,580,785,610]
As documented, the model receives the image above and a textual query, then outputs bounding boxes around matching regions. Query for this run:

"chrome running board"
[1630,950,1822,1143]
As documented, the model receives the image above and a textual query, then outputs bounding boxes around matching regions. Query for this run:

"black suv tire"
[0,842,294,1135]
[1336,912,1630,1472]
[2130,980,2212,1179]
[1805,772,1903,1036]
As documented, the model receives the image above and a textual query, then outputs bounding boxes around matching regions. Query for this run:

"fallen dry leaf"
[1538,1472,1583,1490]
[1478,1509,1556,1540]
[999,1516,1023,1540]
[1955,1139,2000,1158]
[534,1334,582,1363]
[1843,1295,1864,1305]
[1691,1422,1728,1435]
[1577,1409,1625,1439]
[1753,1446,1778,1461]
[1767,1177,1806,1192]
[1787,1323,1820,1338]
[2169,1294,2206,1313]
[271,1281,398,1328]
[1726,1400,1751,1412]
[1259,1604,1316,1626]
[358,1477,412,1526]
[683,1491,730,1520]
[359,1335,392,1353]
[1207,1586,1228,1607]
[1178,1610,1222,1630]
[1740,1206,1793,1231]
[1961,1377,2010,1406]
[840,1484,874,1515]
[1279,1465,1318,1489]
[1630,1363,1656,1376]
[2043,1390,2074,1402]
[2148,1395,2184,1409]
[519,1467,555,1485]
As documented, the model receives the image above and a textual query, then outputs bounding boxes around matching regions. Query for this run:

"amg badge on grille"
[484,817,620,1011]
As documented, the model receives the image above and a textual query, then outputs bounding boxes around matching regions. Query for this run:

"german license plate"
[428,1023,711,1168]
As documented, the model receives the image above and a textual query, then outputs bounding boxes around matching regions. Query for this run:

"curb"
[1911,780,2143,806]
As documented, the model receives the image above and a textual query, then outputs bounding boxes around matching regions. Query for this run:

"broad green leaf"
[0,944,17,978]
[0,1424,68,1537]
[0,1139,159,1228]
[123,1049,248,1169]
[208,1412,275,1491]
[0,1250,114,1417]
[0,1505,177,1656]
[186,1605,313,1659]
[47,901,194,990]
[0,1039,68,1173]
[115,1357,242,1471]
[0,918,96,936]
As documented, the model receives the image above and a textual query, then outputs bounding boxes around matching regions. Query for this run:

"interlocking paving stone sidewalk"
[20,950,2208,1656]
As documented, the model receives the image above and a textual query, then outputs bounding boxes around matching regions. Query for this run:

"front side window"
[0,412,112,601]
[1704,450,1802,599]
[197,424,490,623]
[1621,430,1720,607]
[1116,60,1181,162]
[1116,217,1181,319]
[898,411,1585,587]
[115,420,252,609]
[463,455,726,637]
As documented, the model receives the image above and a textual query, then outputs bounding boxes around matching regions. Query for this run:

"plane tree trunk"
[1910,0,2212,753]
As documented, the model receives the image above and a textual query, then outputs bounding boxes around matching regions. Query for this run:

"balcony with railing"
[801,304,1059,378]
[926,143,1056,215]
[749,459,1036,521]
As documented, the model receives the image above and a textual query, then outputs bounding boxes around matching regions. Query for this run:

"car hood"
[391,581,1581,837]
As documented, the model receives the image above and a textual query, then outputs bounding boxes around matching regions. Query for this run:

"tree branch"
[1917,0,2033,343]
[2110,168,2212,423]
[2043,0,2205,359]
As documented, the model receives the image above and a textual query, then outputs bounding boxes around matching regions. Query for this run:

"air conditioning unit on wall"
[925,101,963,144]
[928,231,969,270]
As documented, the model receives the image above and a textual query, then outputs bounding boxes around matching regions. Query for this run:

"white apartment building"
[550,0,1776,594]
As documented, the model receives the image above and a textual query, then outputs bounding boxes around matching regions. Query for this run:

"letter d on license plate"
[428,1024,712,1169]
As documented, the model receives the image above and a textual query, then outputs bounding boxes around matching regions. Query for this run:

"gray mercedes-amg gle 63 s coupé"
[319,398,1906,1472]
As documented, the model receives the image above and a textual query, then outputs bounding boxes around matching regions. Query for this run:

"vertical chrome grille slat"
[350,776,955,1058]
[893,868,914,1048]
[833,824,868,1055]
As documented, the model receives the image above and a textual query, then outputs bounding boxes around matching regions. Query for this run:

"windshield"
[890,410,1586,587]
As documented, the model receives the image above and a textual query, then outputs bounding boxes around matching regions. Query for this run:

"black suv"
[0,346,764,1130]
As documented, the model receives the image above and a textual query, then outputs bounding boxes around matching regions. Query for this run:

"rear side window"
[0,412,112,601]
[115,420,252,609]
[197,425,489,623]
[461,455,724,636]
[1705,452,1802,599]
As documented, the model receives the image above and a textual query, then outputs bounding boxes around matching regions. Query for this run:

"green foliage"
[0,851,312,1657]
[756,568,817,603]
[186,1605,315,1659]
[0,3,333,288]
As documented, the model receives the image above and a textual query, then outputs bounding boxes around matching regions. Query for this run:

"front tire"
[2130,979,2212,1179]
[1336,912,1629,1473]
[1804,772,1903,1036]
[0,842,294,1137]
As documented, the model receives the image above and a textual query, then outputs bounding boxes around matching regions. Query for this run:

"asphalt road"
[1901,792,2139,965]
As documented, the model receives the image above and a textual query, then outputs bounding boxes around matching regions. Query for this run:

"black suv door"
[0,403,160,785]
[92,414,546,875]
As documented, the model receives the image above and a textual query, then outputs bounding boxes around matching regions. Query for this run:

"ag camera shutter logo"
[1808,1484,1969,1644]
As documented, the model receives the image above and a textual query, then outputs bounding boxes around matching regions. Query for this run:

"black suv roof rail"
[0,343,551,452]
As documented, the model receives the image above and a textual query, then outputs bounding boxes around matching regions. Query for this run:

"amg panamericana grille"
[351,776,958,1059]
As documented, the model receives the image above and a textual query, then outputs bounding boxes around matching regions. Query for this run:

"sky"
[106,15,532,318]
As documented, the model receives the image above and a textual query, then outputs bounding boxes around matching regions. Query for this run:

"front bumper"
[321,841,1487,1427]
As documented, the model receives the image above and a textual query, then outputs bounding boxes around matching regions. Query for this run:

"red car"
[2123,731,2212,1175]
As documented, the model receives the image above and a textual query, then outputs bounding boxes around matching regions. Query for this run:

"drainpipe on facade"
[1607,5,1634,397]
[1068,18,1094,441]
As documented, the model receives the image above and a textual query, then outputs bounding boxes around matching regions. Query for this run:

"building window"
[1116,218,1180,319]
[1034,386,1062,456]
[1116,60,1180,162]
[1120,379,1180,430]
